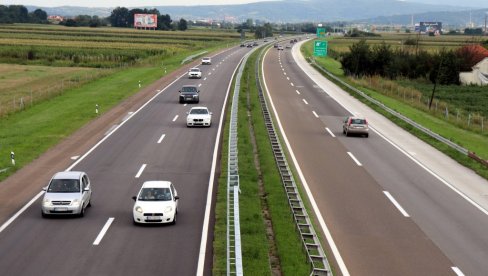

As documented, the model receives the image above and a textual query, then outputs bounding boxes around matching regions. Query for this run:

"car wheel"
[171,214,176,225]
[79,205,85,217]
[196,100,199,104]
[41,210,47,218]
[133,219,139,226]
[365,133,369,138]
[345,130,349,137]
[87,200,91,208]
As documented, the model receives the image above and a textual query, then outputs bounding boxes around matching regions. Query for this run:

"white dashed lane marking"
[135,164,147,178]
[383,191,410,217]
[157,134,166,144]
[172,115,179,122]
[93,218,115,245]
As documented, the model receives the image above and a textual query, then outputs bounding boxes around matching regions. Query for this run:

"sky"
[2,0,488,8]
[1,0,274,7]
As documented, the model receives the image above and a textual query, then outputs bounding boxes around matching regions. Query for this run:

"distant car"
[246,44,253,48]
[277,45,284,50]
[293,38,298,42]
[273,43,279,48]
[343,116,369,137]
[179,85,199,104]
[41,171,92,217]
[132,181,179,225]
[188,67,202,79]
[201,57,211,65]
[240,43,246,47]
[253,41,259,46]
[290,40,295,43]
[186,106,212,127]
[285,44,291,48]
[264,39,268,42]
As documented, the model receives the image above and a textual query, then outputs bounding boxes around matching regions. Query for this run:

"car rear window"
[351,119,366,124]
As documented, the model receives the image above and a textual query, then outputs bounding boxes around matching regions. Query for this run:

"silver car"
[343,116,369,137]
[41,171,92,217]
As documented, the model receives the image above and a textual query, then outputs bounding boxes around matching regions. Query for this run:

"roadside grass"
[0,44,229,181]
[213,47,311,275]
[301,40,488,179]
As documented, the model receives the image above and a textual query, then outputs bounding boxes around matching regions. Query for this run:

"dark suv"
[179,85,200,104]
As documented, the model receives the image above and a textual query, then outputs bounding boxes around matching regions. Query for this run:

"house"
[460,57,488,86]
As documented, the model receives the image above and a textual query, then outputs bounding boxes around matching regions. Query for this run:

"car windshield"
[138,188,172,201]
[181,86,197,92]
[351,119,366,124]
[190,109,208,115]
[190,68,200,72]
[48,179,80,193]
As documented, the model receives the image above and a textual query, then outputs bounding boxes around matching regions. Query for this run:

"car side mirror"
[174,195,179,200]
[198,90,200,93]
[186,112,189,115]
[178,90,181,93]
[132,196,137,201]
[210,112,213,115]
[42,186,47,191]
[83,187,90,192]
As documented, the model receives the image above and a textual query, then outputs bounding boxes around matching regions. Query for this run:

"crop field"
[327,33,483,54]
[0,24,241,116]
[0,24,240,68]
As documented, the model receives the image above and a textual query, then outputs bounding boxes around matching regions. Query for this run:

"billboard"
[415,22,442,35]
[134,14,157,28]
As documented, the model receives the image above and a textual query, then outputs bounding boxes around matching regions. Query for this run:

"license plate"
[54,207,68,211]
[146,216,160,220]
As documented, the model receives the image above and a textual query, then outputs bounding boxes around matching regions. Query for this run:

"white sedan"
[132,181,179,225]
[186,106,212,127]
[201,57,211,65]
[188,67,202,79]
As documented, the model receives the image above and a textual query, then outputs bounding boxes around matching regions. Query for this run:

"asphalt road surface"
[0,46,252,276]
[263,40,488,276]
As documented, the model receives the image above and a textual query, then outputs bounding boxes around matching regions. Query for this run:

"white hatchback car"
[186,106,212,127]
[132,181,179,225]
[201,57,211,65]
[41,171,92,217]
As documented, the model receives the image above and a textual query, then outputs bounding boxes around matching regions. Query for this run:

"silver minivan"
[41,171,92,217]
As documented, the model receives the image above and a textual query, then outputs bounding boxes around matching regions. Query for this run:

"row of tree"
[0,5,48,24]
[340,40,487,85]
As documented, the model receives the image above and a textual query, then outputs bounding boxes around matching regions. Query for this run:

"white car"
[186,106,212,127]
[41,171,92,217]
[132,181,179,225]
[188,67,202,79]
[201,57,211,65]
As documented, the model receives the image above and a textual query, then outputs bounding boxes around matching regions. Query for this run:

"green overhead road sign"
[317,27,326,38]
[314,40,328,57]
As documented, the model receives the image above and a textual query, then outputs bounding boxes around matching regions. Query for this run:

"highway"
[262,40,488,275]
[0,46,251,275]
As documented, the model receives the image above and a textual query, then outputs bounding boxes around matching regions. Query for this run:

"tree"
[340,40,372,77]
[109,7,130,27]
[8,5,28,23]
[29,9,47,23]
[254,23,273,39]
[158,13,172,30]
[178,18,188,31]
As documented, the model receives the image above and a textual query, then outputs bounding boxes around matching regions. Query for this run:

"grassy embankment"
[302,38,488,179]
[0,24,240,181]
[213,47,312,275]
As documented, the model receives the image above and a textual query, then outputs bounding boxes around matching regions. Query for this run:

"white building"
[460,57,488,86]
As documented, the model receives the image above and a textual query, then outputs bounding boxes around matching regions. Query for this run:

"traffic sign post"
[316,27,326,38]
[314,40,328,57]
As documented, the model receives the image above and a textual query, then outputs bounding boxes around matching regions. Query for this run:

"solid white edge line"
[326,127,336,138]
[383,191,410,217]
[292,41,488,217]
[312,111,319,118]
[172,115,179,122]
[451,267,465,276]
[302,99,309,105]
[262,47,350,275]
[347,152,362,166]
[196,52,248,276]
[135,164,146,178]
[93,217,115,245]
[0,191,43,234]
[157,133,166,144]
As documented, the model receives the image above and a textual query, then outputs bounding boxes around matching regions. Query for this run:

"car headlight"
[164,206,173,213]
[42,198,51,207]
[135,206,143,213]
[71,199,80,207]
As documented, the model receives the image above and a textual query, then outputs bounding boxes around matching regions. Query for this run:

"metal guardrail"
[227,45,262,276]
[309,58,469,156]
[257,47,332,276]
[181,51,208,64]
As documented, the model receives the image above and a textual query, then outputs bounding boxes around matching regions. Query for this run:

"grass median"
[213,47,311,275]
